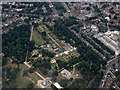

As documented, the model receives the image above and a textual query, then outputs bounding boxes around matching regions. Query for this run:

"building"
[55,47,76,57]
[60,69,71,77]
[39,78,52,88]
[94,31,120,56]
[53,82,63,89]
[105,16,110,21]
[91,24,99,33]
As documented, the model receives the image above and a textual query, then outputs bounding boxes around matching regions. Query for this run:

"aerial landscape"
[1,1,120,89]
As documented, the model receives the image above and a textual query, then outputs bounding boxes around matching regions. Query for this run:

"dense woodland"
[2,66,20,88]
[2,24,35,65]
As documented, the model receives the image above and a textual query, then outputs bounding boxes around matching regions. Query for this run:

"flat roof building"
[60,69,71,77]
[94,31,120,56]
[39,78,52,88]
[53,82,63,89]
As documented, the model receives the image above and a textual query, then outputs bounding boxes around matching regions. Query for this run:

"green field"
[32,30,46,46]
[9,64,32,88]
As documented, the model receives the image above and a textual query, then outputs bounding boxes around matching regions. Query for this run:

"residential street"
[99,56,118,88]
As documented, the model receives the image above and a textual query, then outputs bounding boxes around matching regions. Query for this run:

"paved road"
[62,2,71,12]
[72,63,79,75]
[24,61,31,68]
[99,56,118,88]
[30,25,34,41]
[35,72,45,80]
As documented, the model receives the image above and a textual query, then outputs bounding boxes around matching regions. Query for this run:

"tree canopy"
[2,25,35,64]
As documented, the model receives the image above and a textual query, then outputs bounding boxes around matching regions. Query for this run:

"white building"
[105,17,110,21]
[53,82,63,89]
[91,25,99,33]
[16,9,22,12]
[60,69,71,77]
[94,31,120,56]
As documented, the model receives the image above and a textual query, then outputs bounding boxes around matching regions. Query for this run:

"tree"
[2,57,8,66]
[78,22,83,27]
[58,78,69,87]
[29,66,35,73]
[113,15,117,20]
[3,66,20,82]
[102,4,109,8]
[42,31,47,36]
[113,2,119,6]
[23,70,29,77]
[27,82,34,88]
[69,78,87,88]
[70,78,73,81]
[2,25,35,65]
[48,69,58,77]
[34,23,39,27]
[24,19,30,24]
[86,7,91,10]
[76,61,90,70]
[95,8,100,12]
[108,15,111,19]
[19,14,22,17]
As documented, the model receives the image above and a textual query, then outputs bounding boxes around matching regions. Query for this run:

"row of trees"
[92,37,115,55]
[81,33,106,56]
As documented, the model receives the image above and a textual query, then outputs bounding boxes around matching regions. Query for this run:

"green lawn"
[32,30,46,46]
[10,64,32,88]
[15,76,31,88]
[29,73,38,83]
[34,73,43,80]
[10,64,43,88]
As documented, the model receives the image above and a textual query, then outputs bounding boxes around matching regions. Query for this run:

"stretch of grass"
[32,30,46,46]
[12,64,32,88]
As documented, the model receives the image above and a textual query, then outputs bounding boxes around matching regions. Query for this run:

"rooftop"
[53,82,63,89]
[60,69,71,77]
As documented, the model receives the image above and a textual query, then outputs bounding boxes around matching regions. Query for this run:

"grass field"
[3,61,41,88]
[32,30,46,46]
[11,64,32,88]
[15,64,43,88]
[29,72,43,83]
[37,69,48,79]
